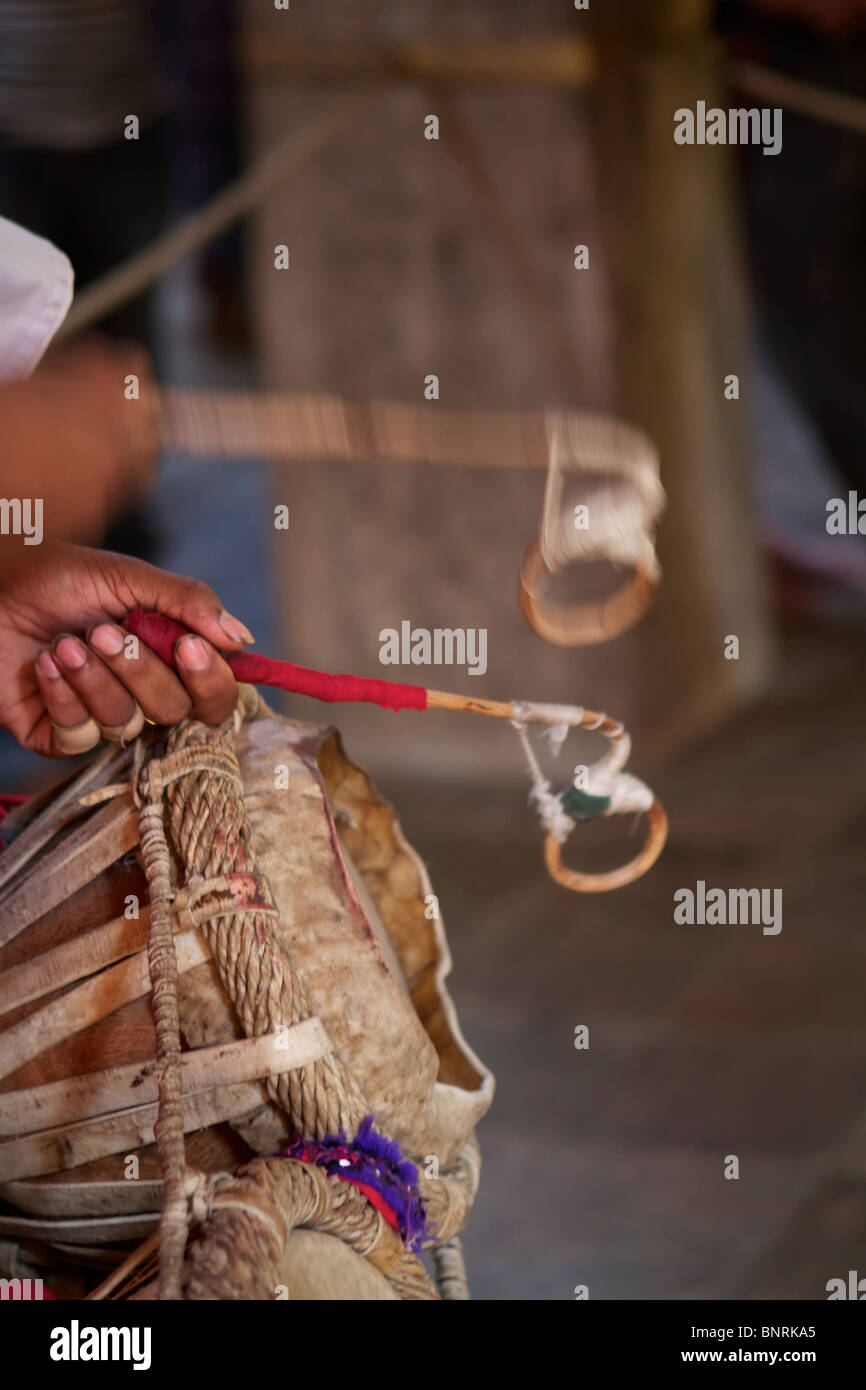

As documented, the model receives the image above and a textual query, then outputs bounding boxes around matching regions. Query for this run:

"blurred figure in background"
[0,0,168,563]
[0,217,243,764]
[718,0,866,611]
[0,0,251,546]
[157,0,250,349]
[0,0,167,350]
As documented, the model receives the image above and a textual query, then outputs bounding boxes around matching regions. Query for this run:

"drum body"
[0,691,492,1299]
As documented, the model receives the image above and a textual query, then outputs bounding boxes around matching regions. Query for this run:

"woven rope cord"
[157,718,367,1139]
[182,1157,438,1300]
[180,1136,480,1300]
[135,709,481,1298]
[136,763,190,1301]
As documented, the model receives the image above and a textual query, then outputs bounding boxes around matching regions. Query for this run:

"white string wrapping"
[510,704,655,843]
[539,413,665,578]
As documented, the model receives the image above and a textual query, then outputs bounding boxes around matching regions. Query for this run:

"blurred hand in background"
[0,337,159,557]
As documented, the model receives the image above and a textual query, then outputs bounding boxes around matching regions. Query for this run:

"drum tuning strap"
[173,873,280,930]
[78,781,133,808]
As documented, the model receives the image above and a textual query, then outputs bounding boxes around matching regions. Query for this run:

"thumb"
[95,552,255,654]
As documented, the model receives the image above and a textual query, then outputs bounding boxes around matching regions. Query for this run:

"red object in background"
[747,0,866,38]
[124,609,428,713]
[0,793,29,824]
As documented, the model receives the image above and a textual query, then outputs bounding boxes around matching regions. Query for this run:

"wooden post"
[592,0,775,758]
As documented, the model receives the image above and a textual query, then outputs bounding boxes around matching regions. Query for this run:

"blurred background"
[1,0,865,1298]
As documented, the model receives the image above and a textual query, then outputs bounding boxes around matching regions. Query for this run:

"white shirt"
[0,216,73,382]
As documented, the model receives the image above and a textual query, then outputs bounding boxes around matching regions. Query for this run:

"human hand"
[0,337,159,556]
[0,544,251,756]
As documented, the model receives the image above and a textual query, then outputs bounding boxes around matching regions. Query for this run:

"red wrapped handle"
[124,609,428,713]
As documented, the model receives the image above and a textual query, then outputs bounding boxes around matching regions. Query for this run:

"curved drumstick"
[123,609,667,891]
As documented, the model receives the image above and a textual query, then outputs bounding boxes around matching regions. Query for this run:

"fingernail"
[89,623,125,656]
[37,650,62,679]
[219,611,254,645]
[55,636,87,669]
[177,635,210,672]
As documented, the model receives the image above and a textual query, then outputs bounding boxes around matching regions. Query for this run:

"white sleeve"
[0,215,74,383]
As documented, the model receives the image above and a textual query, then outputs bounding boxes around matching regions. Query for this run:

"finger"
[36,648,90,726]
[100,705,145,743]
[101,557,255,654]
[52,720,102,755]
[52,634,139,732]
[88,622,192,724]
[159,587,254,653]
[35,651,102,756]
[175,635,238,725]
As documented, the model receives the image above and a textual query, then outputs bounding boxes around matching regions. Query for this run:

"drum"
[0,687,492,1300]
